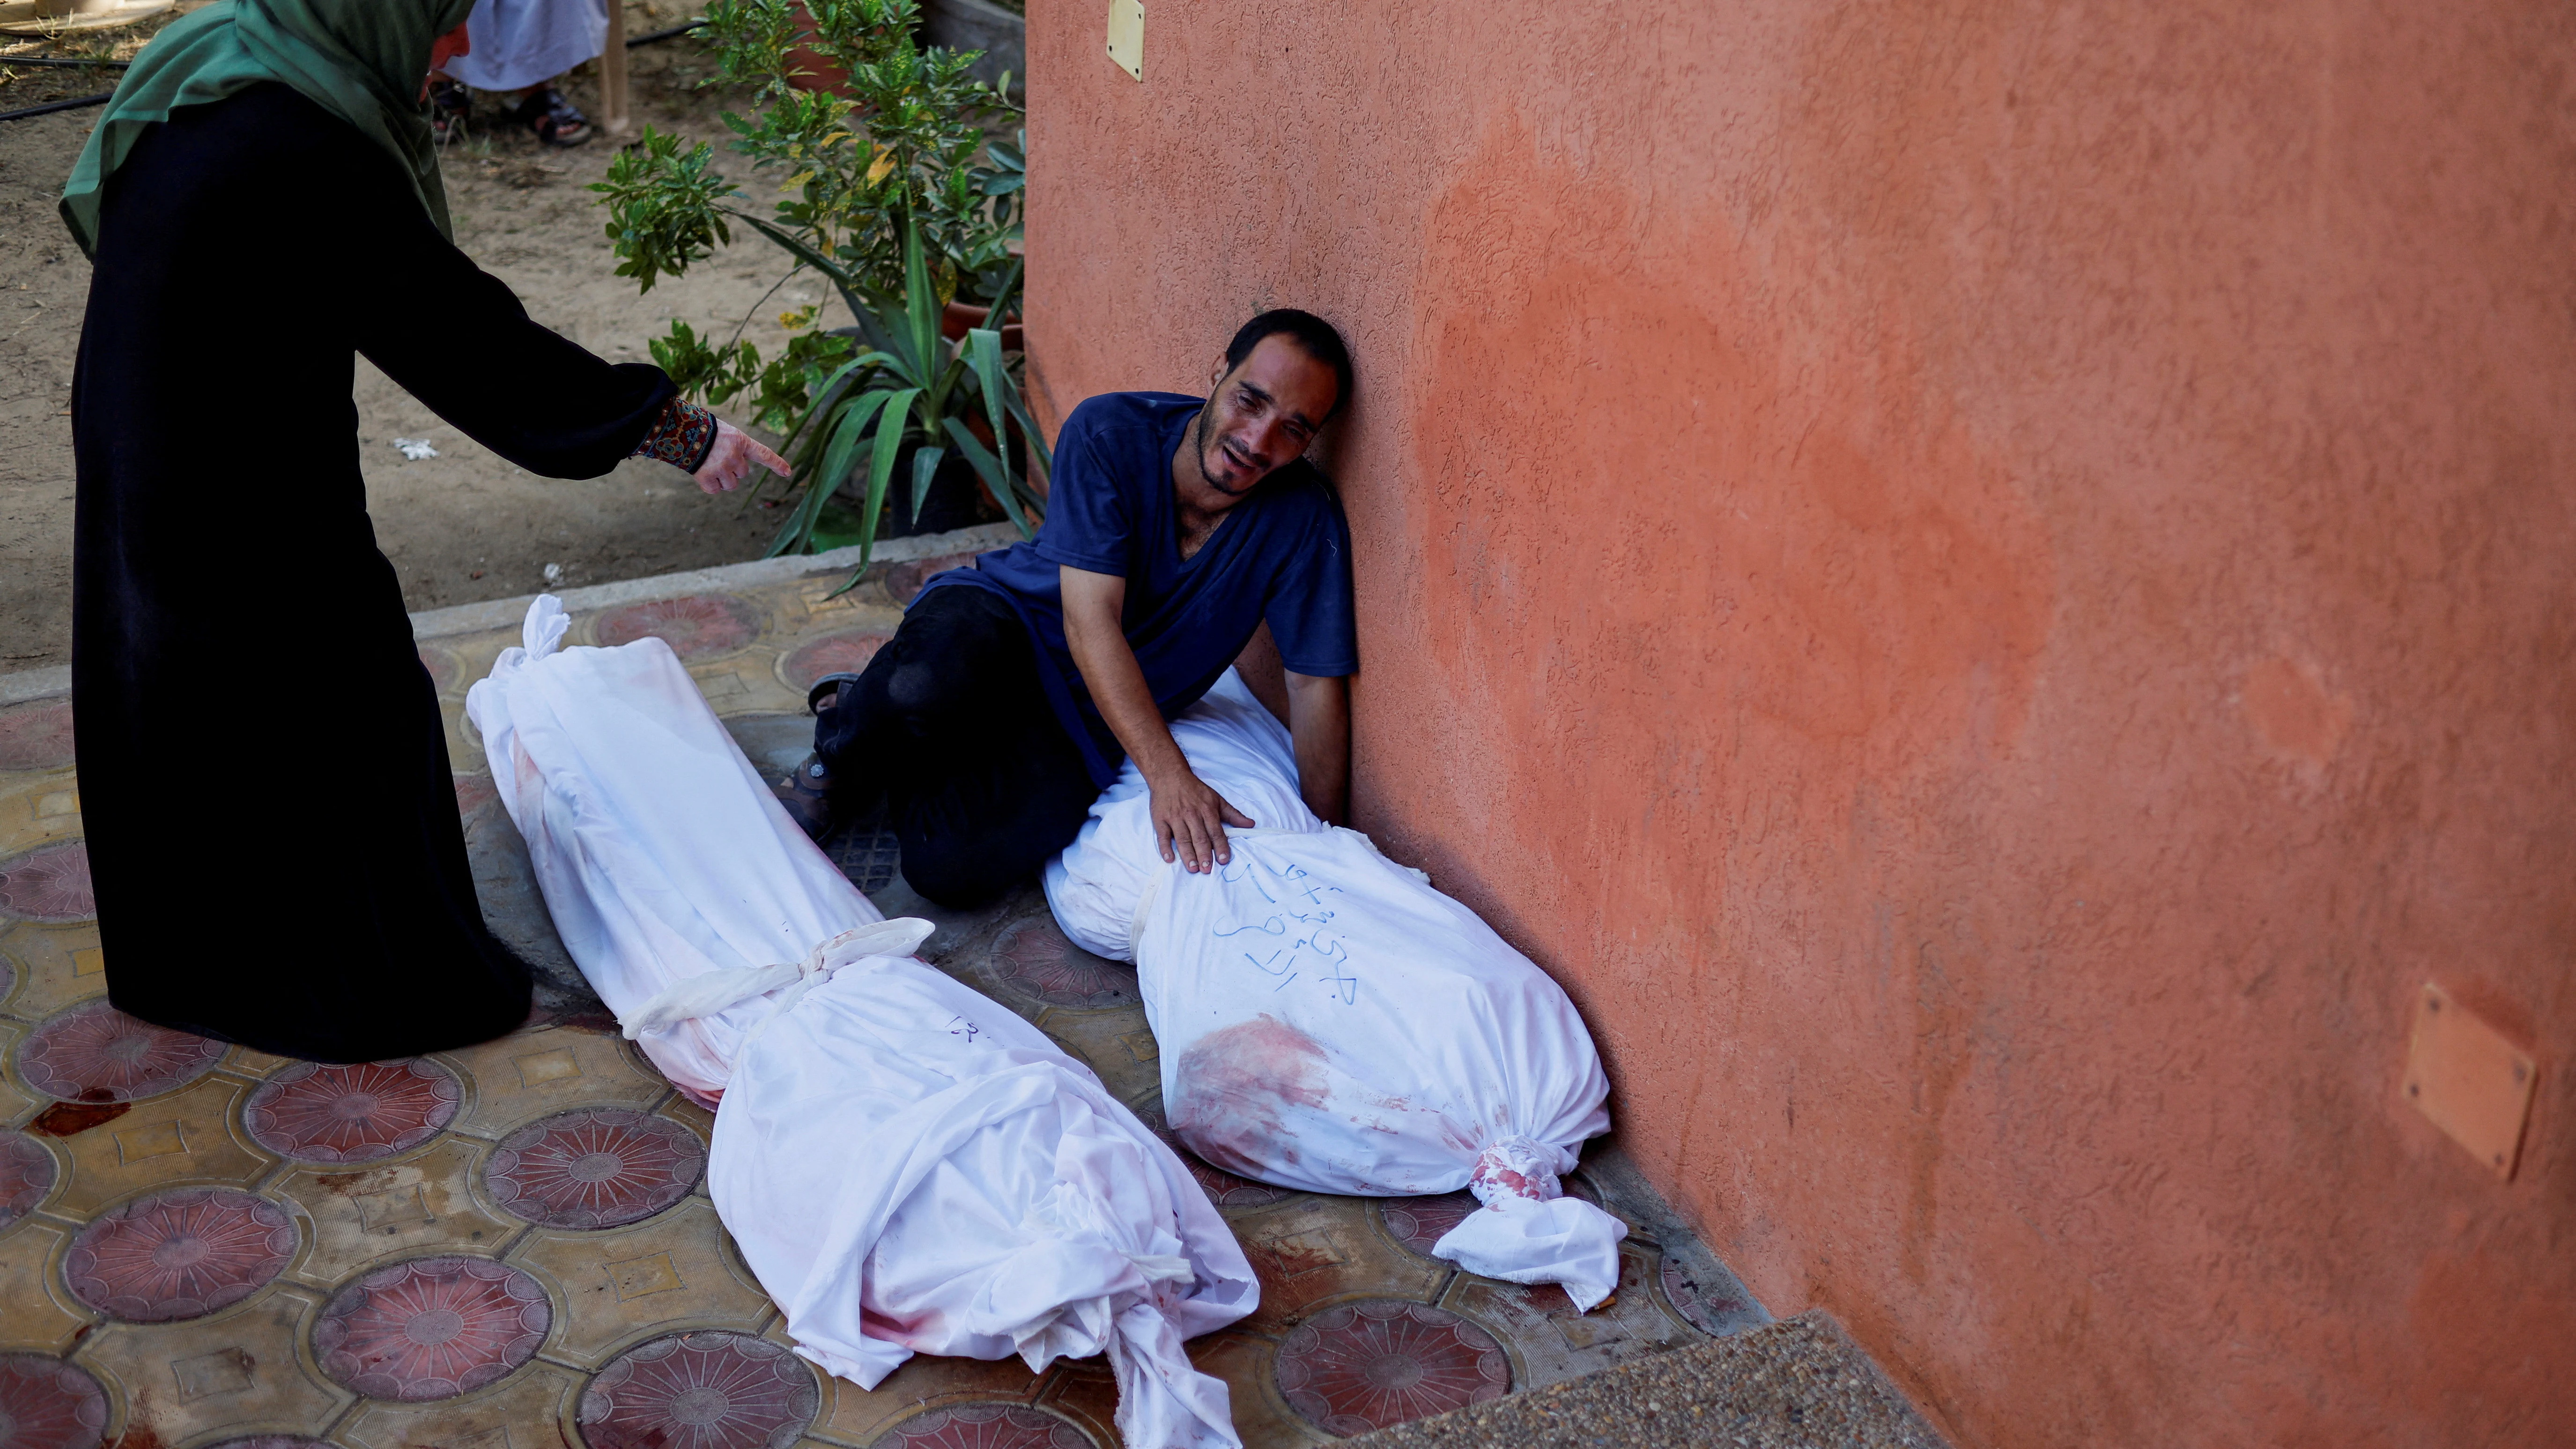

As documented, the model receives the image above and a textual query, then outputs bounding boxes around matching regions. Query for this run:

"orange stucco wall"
[1021,2,2576,1444]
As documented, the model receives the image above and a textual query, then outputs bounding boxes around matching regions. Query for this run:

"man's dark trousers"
[816,586,1103,908]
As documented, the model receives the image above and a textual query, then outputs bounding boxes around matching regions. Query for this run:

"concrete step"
[1344,1310,1950,1449]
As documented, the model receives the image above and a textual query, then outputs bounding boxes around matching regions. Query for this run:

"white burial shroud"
[1044,672,1629,1311]
[467,598,1257,1449]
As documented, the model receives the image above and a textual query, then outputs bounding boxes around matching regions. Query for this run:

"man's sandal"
[515,86,591,148]
[772,673,862,842]
[806,673,861,716]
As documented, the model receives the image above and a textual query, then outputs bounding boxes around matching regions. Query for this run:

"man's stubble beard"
[1193,405,1256,498]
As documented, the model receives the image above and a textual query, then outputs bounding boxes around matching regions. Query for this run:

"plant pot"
[940,300,1024,351]
[784,2,850,93]
[920,0,1025,96]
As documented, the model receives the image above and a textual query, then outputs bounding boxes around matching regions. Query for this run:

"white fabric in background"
[468,599,1256,1449]
[1044,671,1629,1310]
[445,0,606,94]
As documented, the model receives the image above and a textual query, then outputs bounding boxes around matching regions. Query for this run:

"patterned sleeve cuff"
[633,397,719,473]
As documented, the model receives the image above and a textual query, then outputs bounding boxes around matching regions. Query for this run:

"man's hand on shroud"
[1060,564,1259,870]
[1149,765,1255,873]
[694,420,790,495]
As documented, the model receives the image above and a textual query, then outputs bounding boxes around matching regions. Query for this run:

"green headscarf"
[59,0,477,258]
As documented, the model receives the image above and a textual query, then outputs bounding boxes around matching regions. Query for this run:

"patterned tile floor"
[0,542,1766,1449]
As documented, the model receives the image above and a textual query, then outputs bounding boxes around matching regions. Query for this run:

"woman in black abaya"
[61,0,784,1061]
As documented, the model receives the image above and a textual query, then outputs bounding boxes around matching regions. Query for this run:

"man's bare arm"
[1059,565,1254,871]
[1285,671,1349,827]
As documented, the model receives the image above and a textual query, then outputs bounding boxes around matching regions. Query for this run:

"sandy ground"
[0,3,835,671]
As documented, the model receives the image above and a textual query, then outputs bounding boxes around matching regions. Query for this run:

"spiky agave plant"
[755,212,1049,587]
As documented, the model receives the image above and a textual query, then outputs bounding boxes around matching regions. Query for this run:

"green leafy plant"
[592,0,1022,307]
[649,315,859,434]
[590,0,1037,578]
[599,127,736,293]
[759,214,1050,588]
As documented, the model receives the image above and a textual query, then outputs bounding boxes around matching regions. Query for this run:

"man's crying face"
[1193,335,1341,497]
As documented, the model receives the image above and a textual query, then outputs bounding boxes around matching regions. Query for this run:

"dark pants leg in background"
[817,586,1104,908]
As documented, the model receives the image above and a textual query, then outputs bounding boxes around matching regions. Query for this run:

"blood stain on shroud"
[1170,1014,1331,1176]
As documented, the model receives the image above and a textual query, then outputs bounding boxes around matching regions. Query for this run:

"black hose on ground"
[627,19,707,47]
[0,91,111,122]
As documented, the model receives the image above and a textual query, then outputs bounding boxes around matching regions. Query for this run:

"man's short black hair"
[1224,309,1355,421]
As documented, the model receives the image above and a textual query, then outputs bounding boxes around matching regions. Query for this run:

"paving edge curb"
[0,521,1020,706]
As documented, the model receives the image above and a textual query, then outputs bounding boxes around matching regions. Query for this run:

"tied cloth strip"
[1465,1135,1565,1206]
[1434,1133,1629,1312]
[620,917,939,1037]
[991,1186,1202,1376]
[1023,1178,1196,1286]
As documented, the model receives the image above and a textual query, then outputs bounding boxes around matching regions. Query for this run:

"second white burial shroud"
[467,597,1258,1449]
[1044,670,1629,1311]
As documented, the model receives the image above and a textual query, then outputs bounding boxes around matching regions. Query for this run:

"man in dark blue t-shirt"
[787,310,1359,908]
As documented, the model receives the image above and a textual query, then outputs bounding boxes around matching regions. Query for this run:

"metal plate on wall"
[1107,0,1143,80]
[2405,982,2537,1179]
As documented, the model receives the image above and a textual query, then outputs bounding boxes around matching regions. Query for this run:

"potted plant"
[742,212,1047,578]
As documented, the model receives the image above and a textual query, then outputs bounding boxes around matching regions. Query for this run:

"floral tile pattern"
[483,1107,704,1229]
[881,1402,1096,1449]
[451,770,500,819]
[577,1330,817,1449]
[596,595,766,661]
[0,1128,56,1224]
[0,842,92,925]
[313,1255,551,1401]
[63,1186,297,1323]
[989,919,1141,1011]
[1274,1301,1510,1437]
[1373,1192,1476,1257]
[0,552,1753,1447]
[0,1350,110,1449]
[875,552,987,607]
[243,1059,465,1165]
[18,999,223,1103]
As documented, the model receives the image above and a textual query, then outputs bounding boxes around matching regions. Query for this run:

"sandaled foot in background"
[513,85,590,147]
